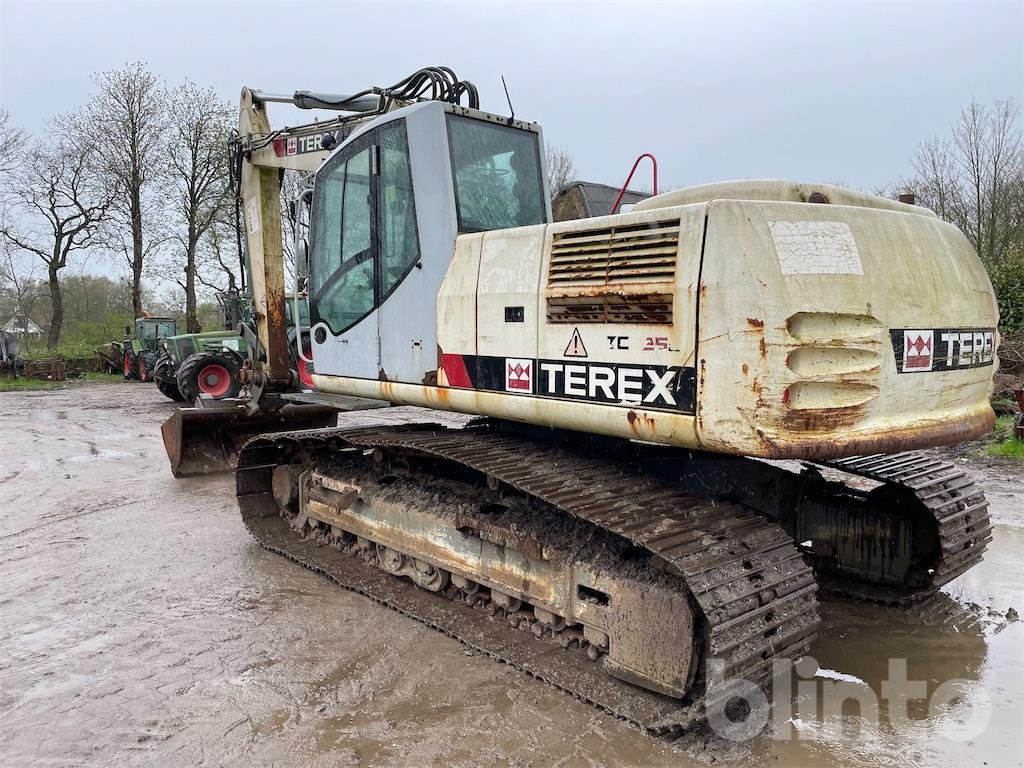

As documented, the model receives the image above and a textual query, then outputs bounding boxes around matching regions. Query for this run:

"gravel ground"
[0,382,1020,767]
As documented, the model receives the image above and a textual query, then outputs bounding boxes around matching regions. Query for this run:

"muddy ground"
[0,382,1021,767]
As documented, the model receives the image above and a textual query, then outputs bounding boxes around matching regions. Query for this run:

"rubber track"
[236,424,821,731]
[818,452,993,602]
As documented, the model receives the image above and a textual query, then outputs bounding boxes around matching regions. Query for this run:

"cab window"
[377,121,419,301]
[446,114,546,232]
[138,320,175,340]
[309,120,420,335]
[310,141,374,334]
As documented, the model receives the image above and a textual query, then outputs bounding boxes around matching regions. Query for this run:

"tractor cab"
[216,291,250,331]
[132,317,178,352]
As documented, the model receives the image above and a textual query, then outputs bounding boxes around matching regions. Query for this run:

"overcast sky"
[1,0,1022,193]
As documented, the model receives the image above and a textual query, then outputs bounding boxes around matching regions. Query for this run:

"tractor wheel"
[122,349,138,380]
[152,354,185,401]
[137,351,158,382]
[176,351,242,403]
[156,377,185,401]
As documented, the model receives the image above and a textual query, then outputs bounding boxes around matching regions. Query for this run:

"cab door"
[307,133,379,378]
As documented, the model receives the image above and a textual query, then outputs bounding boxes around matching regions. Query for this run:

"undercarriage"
[234,420,991,732]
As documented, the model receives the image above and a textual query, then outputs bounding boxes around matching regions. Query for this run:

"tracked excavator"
[164,67,999,731]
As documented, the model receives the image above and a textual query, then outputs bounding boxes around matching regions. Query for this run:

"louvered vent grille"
[547,294,673,324]
[548,220,680,286]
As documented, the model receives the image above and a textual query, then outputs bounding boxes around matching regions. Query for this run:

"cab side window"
[311,142,374,334]
[377,121,419,300]
[310,120,420,336]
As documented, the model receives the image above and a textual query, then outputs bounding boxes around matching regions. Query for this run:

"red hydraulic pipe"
[610,153,658,214]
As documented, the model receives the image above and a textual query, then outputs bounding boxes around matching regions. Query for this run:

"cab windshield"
[138,320,176,340]
[446,114,546,232]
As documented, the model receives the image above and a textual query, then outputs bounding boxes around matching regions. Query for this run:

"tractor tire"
[156,377,185,401]
[122,349,138,380]
[176,351,242,403]
[152,354,185,401]
[137,351,158,383]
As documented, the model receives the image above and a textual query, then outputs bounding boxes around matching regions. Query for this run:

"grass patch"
[0,377,62,392]
[984,414,1024,459]
[0,371,123,392]
[76,372,123,383]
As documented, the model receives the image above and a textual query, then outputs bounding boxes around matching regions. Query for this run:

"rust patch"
[746,318,764,329]
[741,363,749,375]
[435,386,451,406]
[759,338,767,358]
[546,291,673,325]
[264,291,291,381]
[755,408,996,460]
[782,404,866,432]
[626,409,656,435]
[750,377,767,408]
[421,369,438,386]
[696,359,707,432]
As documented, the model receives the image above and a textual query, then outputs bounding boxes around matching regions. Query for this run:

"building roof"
[3,314,43,334]
[553,181,651,218]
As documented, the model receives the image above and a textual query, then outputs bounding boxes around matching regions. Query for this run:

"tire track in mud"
[0,496,136,542]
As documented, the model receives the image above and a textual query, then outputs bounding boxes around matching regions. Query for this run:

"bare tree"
[77,63,168,316]
[0,241,44,353]
[198,220,242,295]
[164,81,233,332]
[910,98,1023,265]
[280,168,303,280]
[545,145,577,196]
[0,108,26,177]
[0,134,112,348]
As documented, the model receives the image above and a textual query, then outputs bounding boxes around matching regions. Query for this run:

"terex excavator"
[166,67,999,731]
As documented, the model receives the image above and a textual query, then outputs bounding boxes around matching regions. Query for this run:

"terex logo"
[903,330,934,371]
[505,358,532,392]
[534,360,696,412]
[892,328,996,373]
[479,357,696,412]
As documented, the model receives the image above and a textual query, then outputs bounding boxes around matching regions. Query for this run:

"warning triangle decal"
[564,327,588,358]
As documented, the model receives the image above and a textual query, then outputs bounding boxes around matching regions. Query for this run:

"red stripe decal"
[441,353,473,388]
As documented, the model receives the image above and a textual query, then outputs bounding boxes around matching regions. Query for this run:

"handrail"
[610,153,658,214]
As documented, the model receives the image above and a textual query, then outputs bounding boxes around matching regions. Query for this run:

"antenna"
[501,75,515,123]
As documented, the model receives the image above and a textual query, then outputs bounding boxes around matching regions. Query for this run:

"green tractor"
[152,292,314,403]
[97,317,178,382]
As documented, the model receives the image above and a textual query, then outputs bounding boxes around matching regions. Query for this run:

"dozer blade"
[162,403,337,478]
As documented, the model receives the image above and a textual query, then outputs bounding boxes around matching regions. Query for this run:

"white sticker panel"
[769,220,863,276]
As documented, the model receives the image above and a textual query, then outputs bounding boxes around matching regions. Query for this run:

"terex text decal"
[891,328,996,373]
[445,354,696,413]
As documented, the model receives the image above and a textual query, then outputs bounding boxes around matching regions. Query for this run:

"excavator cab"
[305,101,550,383]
